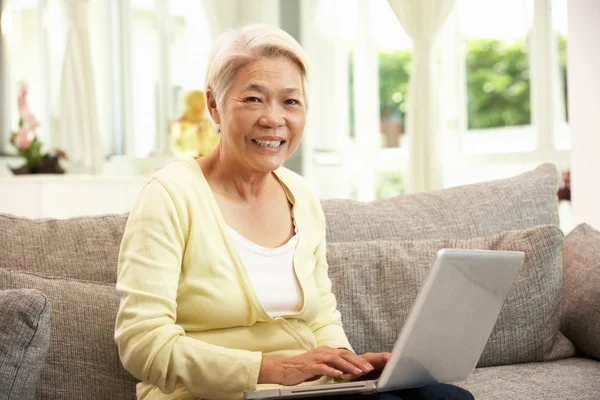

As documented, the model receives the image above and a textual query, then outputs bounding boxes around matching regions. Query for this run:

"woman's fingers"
[339,350,374,373]
[314,364,344,379]
[277,347,389,386]
[326,354,367,376]
[361,352,391,370]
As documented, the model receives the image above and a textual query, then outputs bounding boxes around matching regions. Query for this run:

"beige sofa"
[1,163,599,400]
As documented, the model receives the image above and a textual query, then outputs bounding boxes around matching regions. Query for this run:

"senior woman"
[115,24,474,400]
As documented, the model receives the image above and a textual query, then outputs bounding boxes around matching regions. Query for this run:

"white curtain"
[387,0,455,193]
[54,0,103,174]
[201,0,280,40]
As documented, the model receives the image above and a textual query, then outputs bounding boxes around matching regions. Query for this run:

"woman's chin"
[249,156,285,173]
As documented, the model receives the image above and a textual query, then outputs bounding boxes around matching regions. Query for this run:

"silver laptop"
[245,248,525,399]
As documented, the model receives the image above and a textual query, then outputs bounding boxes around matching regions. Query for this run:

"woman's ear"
[206,89,221,125]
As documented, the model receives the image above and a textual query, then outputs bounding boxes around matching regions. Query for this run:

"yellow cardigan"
[115,157,353,400]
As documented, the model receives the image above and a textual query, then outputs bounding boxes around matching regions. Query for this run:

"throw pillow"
[0,288,51,400]
[326,225,575,368]
[322,164,560,243]
[0,268,138,400]
[561,223,600,360]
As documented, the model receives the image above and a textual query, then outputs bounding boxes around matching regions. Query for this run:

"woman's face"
[212,57,307,173]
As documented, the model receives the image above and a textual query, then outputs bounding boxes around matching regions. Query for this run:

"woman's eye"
[285,99,300,106]
[245,97,261,103]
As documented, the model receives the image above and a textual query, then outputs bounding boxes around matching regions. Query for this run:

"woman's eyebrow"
[284,88,302,95]
[243,83,267,93]
[242,83,302,95]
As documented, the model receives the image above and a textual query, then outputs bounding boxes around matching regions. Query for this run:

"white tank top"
[228,227,303,317]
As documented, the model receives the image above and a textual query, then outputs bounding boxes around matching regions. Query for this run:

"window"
[458,0,535,153]
[114,0,213,158]
[4,0,109,155]
[350,0,569,200]
[2,0,213,159]
[436,0,569,191]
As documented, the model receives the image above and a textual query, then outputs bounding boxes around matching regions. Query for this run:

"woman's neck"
[199,149,274,203]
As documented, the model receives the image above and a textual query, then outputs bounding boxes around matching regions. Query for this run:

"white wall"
[568,0,600,230]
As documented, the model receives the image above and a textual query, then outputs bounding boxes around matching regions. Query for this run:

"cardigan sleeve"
[307,206,354,353]
[114,179,262,399]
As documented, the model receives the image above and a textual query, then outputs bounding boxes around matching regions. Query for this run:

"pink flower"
[14,129,33,150]
[16,82,39,130]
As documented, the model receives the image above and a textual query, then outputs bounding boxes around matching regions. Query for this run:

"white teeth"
[253,139,282,147]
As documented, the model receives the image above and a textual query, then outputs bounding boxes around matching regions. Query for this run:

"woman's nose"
[259,105,285,128]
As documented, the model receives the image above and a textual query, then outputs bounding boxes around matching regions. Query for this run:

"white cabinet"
[0,175,149,219]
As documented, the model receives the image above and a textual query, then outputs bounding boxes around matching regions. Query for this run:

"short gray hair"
[204,24,309,111]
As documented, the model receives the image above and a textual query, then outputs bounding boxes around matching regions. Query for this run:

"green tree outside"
[378,49,412,123]
[466,37,531,129]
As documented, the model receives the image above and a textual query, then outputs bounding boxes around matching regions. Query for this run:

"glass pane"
[461,0,533,130]
[459,0,535,153]
[553,0,569,149]
[374,0,412,149]
[131,2,159,158]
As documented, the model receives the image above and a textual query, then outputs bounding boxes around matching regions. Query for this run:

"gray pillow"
[322,164,560,243]
[561,223,600,360]
[0,268,137,400]
[0,288,51,400]
[326,225,575,367]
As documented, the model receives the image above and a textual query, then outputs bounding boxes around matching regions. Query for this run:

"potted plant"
[9,82,67,175]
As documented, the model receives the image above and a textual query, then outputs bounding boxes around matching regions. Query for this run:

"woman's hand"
[340,352,391,381]
[258,346,376,386]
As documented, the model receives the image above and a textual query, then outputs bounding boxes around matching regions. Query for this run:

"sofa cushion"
[459,358,600,400]
[322,164,560,243]
[327,225,575,367]
[0,214,127,284]
[0,268,137,400]
[561,223,600,360]
[0,289,51,400]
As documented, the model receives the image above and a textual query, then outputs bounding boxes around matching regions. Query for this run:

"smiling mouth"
[252,139,285,148]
